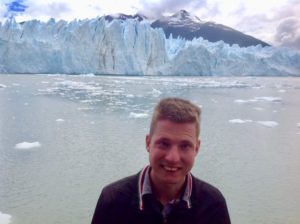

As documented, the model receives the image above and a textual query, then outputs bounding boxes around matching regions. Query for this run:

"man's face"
[146,120,200,189]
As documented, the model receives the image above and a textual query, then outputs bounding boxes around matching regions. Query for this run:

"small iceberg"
[254,97,282,102]
[15,141,41,150]
[129,112,149,118]
[0,211,12,224]
[77,107,94,111]
[234,96,282,103]
[150,88,162,97]
[126,94,134,98]
[229,119,253,124]
[256,121,278,127]
[0,84,7,88]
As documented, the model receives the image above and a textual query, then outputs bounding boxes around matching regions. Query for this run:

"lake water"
[0,74,300,224]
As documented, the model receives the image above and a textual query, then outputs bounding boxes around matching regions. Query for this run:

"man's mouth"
[163,166,180,172]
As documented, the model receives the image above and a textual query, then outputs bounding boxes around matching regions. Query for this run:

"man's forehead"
[154,119,197,128]
[152,120,198,136]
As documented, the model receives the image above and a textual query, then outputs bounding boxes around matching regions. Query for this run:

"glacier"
[0,17,299,76]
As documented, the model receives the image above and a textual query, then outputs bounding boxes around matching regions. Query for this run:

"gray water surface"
[0,75,300,224]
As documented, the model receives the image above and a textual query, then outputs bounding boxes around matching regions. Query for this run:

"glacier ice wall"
[0,17,299,76]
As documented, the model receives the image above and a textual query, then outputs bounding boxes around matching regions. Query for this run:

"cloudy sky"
[0,0,299,50]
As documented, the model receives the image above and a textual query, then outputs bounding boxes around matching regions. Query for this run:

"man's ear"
[145,134,151,152]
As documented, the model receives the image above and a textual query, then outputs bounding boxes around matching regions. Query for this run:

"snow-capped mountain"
[0,16,299,76]
[104,10,270,48]
[151,10,270,47]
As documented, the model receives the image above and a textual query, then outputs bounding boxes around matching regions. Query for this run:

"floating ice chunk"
[210,99,218,103]
[256,121,278,127]
[234,99,247,103]
[151,88,162,97]
[77,107,94,111]
[234,96,282,103]
[234,99,255,103]
[229,119,253,124]
[297,123,300,128]
[0,211,11,224]
[253,107,264,111]
[56,118,65,122]
[129,112,149,118]
[254,97,282,102]
[278,89,286,93]
[114,101,128,105]
[81,73,95,77]
[126,94,134,98]
[15,141,41,150]
[0,84,7,88]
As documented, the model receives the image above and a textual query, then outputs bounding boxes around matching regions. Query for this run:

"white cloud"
[275,17,300,49]
[1,0,141,22]
[138,0,206,17]
[190,0,296,46]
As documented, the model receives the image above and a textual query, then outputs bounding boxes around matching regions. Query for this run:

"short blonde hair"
[149,97,201,137]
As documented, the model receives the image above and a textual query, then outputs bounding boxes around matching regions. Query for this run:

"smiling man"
[92,97,230,224]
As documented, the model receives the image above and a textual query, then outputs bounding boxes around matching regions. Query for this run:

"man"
[92,97,230,224]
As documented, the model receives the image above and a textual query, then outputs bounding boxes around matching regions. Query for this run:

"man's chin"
[160,176,184,186]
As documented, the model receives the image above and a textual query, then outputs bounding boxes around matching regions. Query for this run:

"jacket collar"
[138,165,193,211]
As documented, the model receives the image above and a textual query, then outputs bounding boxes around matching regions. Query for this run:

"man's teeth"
[164,166,178,171]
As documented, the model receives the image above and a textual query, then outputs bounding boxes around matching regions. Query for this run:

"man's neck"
[150,176,186,206]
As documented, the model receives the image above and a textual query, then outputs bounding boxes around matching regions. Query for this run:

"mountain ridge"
[103,10,270,48]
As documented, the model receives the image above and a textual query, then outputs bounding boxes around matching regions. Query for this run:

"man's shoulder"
[191,175,226,204]
[101,173,139,199]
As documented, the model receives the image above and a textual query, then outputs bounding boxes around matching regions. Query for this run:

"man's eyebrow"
[180,140,193,144]
[155,137,170,142]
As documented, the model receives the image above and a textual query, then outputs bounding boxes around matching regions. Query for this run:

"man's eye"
[157,141,169,148]
[180,143,191,151]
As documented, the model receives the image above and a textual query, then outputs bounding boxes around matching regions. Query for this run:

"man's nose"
[165,146,180,162]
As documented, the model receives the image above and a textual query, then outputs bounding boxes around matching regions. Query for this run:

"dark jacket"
[92,172,230,224]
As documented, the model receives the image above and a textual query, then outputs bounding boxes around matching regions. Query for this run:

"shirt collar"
[138,165,193,211]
